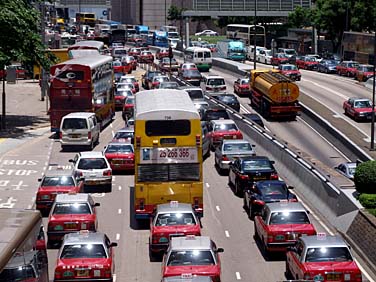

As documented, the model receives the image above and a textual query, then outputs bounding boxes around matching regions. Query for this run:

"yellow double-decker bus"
[134,89,203,220]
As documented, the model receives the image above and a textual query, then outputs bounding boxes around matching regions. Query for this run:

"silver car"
[214,139,255,173]
[334,162,357,180]
[70,151,112,193]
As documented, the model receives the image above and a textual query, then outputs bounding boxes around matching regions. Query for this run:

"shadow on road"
[0,114,49,138]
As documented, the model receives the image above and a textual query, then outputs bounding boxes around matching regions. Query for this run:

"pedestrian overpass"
[183,0,312,17]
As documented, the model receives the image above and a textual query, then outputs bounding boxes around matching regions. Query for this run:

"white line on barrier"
[239,104,250,113]
[285,148,298,158]
[234,113,242,119]
[297,158,313,170]
[225,230,230,237]
[326,181,341,195]
[216,205,220,211]
[263,133,273,140]
[312,169,328,182]
[273,139,285,149]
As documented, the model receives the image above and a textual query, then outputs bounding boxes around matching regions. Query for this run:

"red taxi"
[120,75,139,92]
[271,53,289,66]
[209,119,243,150]
[254,202,316,256]
[336,61,359,77]
[47,193,99,245]
[120,58,133,74]
[149,202,201,258]
[128,47,141,59]
[150,75,170,89]
[355,64,374,82]
[156,48,170,60]
[286,234,362,282]
[278,64,301,81]
[103,142,134,172]
[36,169,83,215]
[296,56,318,70]
[112,60,124,74]
[138,50,154,63]
[162,236,224,281]
[54,231,117,282]
[125,55,138,70]
[343,97,374,121]
[233,77,250,96]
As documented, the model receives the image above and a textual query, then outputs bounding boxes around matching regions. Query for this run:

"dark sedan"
[317,59,338,74]
[243,180,297,219]
[178,69,202,86]
[228,156,279,196]
[212,94,240,112]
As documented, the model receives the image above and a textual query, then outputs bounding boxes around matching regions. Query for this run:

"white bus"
[161,25,178,33]
[184,47,212,72]
[226,24,266,46]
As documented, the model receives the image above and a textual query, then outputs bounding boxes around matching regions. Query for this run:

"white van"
[247,46,267,61]
[60,112,100,151]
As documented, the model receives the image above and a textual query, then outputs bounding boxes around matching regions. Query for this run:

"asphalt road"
[0,56,374,281]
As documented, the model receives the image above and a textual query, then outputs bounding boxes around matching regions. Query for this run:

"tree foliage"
[354,160,376,194]
[167,5,185,21]
[0,0,54,70]
[287,6,313,28]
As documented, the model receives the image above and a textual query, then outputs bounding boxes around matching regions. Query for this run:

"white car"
[257,49,273,64]
[195,30,219,36]
[69,151,112,193]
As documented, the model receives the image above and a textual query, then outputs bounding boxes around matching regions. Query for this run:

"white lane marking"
[297,116,351,161]
[225,230,230,238]
[205,183,210,188]
[215,205,220,211]
[302,79,349,100]
[118,209,122,214]
[116,233,120,240]
[44,162,48,166]
[113,274,117,282]
[27,204,32,209]
[118,185,122,191]
[113,176,116,181]
[235,272,241,280]
[110,123,113,128]
[112,130,115,137]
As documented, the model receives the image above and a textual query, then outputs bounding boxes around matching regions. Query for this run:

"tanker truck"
[249,70,300,119]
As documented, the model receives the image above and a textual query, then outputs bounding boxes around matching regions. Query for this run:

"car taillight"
[211,275,221,282]
[222,155,229,161]
[354,273,362,282]
[152,234,168,244]
[196,134,200,146]
[103,266,112,278]
[193,197,200,209]
[236,132,243,139]
[270,173,278,180]
[59,132,62,139]
[103,170,112,176]
[253,200,265,206]
[221,86,226,90]
[88,131,92,140]
[303,273,313,280]
[137,198,145,210]
[267,234,274,243]
[76,171,83,177]
[54,267,62,279]
[240,175,249,180]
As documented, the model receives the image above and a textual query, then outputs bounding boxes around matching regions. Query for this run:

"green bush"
[354,160,376,194]
[358,193,376,209]
[367,209,376,217]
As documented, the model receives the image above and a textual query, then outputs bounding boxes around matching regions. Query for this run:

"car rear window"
[214,123,238,131]
[60,244,107,259]
[105,144,133,153]
[205,110,229,120]
[183,70,202,78]
[53,203,91,215]
[269,211,310,225]
[224,143,252,152]
[208,78,225,86]
[42,176,75,186]
[218,95,237,102]
[77,158,108,169]
[305,247,352,262]
[186,89,204,100]
[155,212,196,226]
[114,131,134,140]
[62,118,88,130]
[243,159,273,171]
[167,250,215,266]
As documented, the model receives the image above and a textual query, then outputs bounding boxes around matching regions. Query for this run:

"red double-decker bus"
[49,55,115,132]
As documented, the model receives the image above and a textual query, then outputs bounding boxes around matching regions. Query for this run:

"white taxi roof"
[55,193,90,203]
[170,236,211,251]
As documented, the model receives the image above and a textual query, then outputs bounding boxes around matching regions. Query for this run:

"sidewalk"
[0,79,50,139]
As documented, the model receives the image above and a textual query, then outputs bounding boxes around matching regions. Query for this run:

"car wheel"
[347,72,350,77]
[89,140,94,151]
[254,221,260,240]
[249,205,255,220]
[243,192,249,212]
[261,236,270,259]
[96,134,100,145]
[235,180,242,197]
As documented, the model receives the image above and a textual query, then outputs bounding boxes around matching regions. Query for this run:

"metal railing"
[193,0,311,11]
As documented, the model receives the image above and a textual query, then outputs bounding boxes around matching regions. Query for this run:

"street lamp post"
[253,0,257,70]
[371,31,376,150]
[165,0,167,26]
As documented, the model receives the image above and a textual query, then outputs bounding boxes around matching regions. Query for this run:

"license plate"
[70,134,80,138]
[253,176,266,181]
[64,222,77,229]
[76,269,89,277]
[112,159,123,164]
[169,233,184,239]
[326,273,341,281]
[224,135,233,139]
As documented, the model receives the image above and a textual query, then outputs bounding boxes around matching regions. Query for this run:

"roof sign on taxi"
[170,201,179,208]
[317,232,326,240]
[181,273,193,279]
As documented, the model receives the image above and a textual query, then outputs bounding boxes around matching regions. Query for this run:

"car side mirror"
[78,177,85,182]
[216,248,224,253]
[38,178,42,182]
[270,160,275,164]
[288,186,294,189]
[228,161,233,166]
[251,144,256,147]
[69,159,74,163]
[306,210,310,214]
[110,242,118,247]
[94,203,100,207]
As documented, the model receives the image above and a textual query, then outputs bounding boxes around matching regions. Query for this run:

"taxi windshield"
[53,203,91,214]
[354,100,372,108]
[42,176,75,186]
[167,250,215,266]
[60,244,107,259]
[105,144,133,153]
[0,266,36,281]
[269,211,310,225]
[155,212,196,226]
[305,247,352,262]
[114,131,134,140]
[77,158,108,169]
[208,79,224,86]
